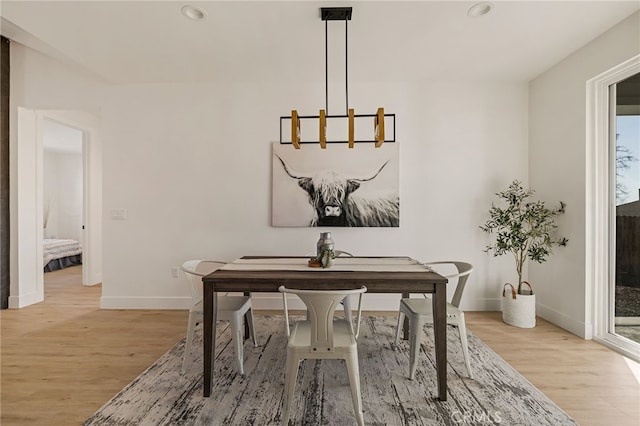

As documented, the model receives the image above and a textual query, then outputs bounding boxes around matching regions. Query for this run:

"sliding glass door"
[612,72,640,348]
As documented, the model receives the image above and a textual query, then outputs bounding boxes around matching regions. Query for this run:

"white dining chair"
[181,260,257,374]
[395,261,474,379]
[279,285,367,426]
[302,250,354,322]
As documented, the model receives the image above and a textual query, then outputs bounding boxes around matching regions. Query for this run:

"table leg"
[401,292,410,340]
[433,284,447,401]
[203,283,217,397]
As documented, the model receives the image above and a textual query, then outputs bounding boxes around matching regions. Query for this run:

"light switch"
[111,208,127,220]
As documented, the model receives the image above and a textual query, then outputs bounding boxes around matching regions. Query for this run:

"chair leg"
[182,312,197,373]
[282,352,300,426]
[344,352,365,426]
[456,313,474,379]
[408,316,423,380]
[230,314,245,375]
[245,308,258,347]
[395,309,405,344]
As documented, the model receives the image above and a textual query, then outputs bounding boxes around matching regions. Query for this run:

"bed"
[43,238,83,272]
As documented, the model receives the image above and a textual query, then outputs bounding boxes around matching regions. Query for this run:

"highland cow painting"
[272,142,399,227]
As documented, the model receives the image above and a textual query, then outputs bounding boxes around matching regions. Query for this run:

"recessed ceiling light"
[467,2,493,18]
[181,5,208,21]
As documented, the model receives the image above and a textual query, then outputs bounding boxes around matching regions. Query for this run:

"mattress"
[43,238,83,271]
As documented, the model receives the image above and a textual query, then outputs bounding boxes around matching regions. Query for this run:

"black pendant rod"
[321,7,353,116]
[345,18,349,115]
[325,19,328,114]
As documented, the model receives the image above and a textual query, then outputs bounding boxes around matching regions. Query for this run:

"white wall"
[529,12,640,338]
[99,79,528,310]
[43,150,82,240]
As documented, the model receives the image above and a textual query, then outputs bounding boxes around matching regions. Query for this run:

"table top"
[203,256,448,293]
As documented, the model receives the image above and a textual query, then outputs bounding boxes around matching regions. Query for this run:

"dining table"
[201,255,449,401]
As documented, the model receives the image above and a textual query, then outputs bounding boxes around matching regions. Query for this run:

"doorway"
[11,108,102,309]
[42,119,84,292]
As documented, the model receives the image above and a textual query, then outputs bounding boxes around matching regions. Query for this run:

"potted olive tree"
[480,180,568,328]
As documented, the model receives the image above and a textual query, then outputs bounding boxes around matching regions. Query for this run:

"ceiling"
[1,1,639,85]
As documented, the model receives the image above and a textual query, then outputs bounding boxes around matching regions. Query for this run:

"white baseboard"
[537,302,589,338]
[463,298,502,312]
[8,291,42,308]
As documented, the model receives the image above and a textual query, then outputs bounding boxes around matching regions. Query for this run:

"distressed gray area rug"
[84,316,577,426]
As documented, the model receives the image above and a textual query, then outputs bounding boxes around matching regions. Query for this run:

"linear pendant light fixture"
[280,6,395,149]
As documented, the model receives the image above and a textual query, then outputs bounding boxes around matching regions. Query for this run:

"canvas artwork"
[272,142,399,227]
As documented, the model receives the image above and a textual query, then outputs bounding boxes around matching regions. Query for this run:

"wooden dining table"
[201,256,449,400]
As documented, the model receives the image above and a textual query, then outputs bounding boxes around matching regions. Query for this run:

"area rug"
[84,316,577,426]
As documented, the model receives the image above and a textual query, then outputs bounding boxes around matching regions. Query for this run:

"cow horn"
[353,160,390,182]
[275,153,309,179]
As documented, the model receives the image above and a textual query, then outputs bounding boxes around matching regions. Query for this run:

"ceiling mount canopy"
[321,6,352,21]
[280,6,395,149]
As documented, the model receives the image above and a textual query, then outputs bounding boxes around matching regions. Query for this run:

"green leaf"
[480,179,568,277]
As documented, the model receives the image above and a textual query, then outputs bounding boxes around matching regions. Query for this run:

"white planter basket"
[502,282,536,328]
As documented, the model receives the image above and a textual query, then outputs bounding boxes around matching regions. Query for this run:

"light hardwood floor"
[1,266,639,425]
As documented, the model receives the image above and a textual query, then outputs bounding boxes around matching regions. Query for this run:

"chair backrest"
[425,261,473,308]
[279,286,367,350]
[181,260,226,304]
